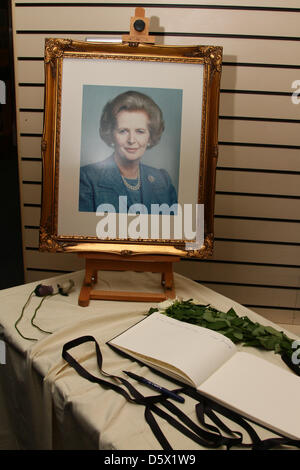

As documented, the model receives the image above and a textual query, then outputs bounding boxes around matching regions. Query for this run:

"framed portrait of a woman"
[79,86,181,214]
[40,39,222,258]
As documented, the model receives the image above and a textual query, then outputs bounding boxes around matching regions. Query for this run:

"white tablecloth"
[0,270,297,450]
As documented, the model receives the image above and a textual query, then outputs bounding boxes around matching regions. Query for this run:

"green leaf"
[264,325,283,337]
[252,325,266,336]
[148,307,159,315]
[258,336,280,350]
[226,308,238,318]
[233,331,244,340]
[206,320,230,330]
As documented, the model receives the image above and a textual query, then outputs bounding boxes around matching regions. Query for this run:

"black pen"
[123,370,185,403]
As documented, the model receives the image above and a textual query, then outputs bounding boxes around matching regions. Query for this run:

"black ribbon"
[62,335,300,451]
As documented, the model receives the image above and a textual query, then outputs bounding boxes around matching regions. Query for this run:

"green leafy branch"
[148,300,294,358]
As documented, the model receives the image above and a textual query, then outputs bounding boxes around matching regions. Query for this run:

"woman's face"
[112,110,151,163]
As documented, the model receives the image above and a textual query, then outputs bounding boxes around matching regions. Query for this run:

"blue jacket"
[79,155,178,213]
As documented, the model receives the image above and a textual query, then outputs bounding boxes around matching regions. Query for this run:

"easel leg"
[78,259,95,307]
[162,263,176,299]
[92,269,98,284]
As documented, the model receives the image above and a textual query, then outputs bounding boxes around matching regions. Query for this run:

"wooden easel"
[76,9,183,306]
[77,251,181,306]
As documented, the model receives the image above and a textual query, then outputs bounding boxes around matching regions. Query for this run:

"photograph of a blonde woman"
[79,87,182,213]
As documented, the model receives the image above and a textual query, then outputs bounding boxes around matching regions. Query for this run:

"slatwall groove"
[217,168,300,176]
[18,83,44,86]
[246,305,298,311]
[216,191,300,199]
[221,90,294,96]
[223,62,300,69]
[13,4,300,13]
[219,142,300,150]
[17,57,44,60]
[215,237,300,247]
[15,31,300,42]
[215,215,300,223]
[12,1,300,323]
[22,180,41,184]
[221,117,300,124]
[16,87,295,96]
[21,157,42,161]
[16,58,300,69]
[11,0,300,8]
[26,268,71,273]
[20,130,42,135]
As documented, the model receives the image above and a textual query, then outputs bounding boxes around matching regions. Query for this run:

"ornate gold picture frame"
[39,38,222,258]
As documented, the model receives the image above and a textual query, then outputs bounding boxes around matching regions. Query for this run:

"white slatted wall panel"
[11,0,300,325]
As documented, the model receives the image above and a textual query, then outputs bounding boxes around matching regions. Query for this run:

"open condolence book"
[108,312,300,440]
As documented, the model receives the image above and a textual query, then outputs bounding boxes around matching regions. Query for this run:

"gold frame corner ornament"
[39,225,65,252]
[44,38,75,65]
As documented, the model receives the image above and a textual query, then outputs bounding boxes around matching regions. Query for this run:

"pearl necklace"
[121,167,141,191]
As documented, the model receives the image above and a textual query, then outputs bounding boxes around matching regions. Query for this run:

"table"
[0,269,297,450]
